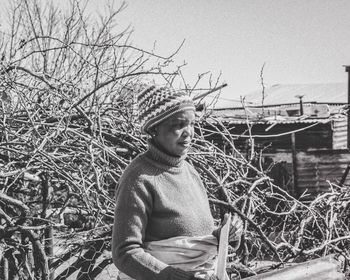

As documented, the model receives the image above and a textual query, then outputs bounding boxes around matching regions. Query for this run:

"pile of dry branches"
[0,0,169,278]
[191,118,350,277]
[0,1,349,279]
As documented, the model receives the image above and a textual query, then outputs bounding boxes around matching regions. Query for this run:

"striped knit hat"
[137,84,195,134]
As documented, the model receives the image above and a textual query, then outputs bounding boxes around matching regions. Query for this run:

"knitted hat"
[137,84,195,133]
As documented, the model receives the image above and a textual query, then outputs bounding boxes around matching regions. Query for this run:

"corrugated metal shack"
[208,82,350,199]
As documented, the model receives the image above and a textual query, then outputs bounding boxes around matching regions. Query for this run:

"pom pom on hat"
[137,84,195,134]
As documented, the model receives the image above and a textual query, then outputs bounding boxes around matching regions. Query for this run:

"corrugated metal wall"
[296,150,350,197]
[332,118,348,149]
[206,117,350,198]
[265,150,350,198]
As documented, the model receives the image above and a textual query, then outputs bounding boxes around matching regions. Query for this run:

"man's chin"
[173,147,188,157]
[179,148,189,156]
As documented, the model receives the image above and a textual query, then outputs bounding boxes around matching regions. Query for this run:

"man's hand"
[192,273,219,280]
[204,274,219,280]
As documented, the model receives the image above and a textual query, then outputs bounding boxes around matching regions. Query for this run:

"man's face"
[153,109,195,157]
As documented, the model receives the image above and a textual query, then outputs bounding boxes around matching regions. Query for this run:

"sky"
[1,0,350,107]
[112,0,350,106]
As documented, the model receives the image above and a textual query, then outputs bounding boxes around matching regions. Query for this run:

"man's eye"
[172,122,184,128]
[171,121,195,129]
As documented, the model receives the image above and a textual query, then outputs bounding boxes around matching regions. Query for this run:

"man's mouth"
[178,141,190,147]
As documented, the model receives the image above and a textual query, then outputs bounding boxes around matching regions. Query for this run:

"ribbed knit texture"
[137,85,195,133]
[112,141,215,280]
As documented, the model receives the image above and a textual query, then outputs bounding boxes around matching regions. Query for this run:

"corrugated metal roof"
[243,83,347,106]
[210,117,331,125]
[209,111,344,124]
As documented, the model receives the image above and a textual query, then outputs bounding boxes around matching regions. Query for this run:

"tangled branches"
[0,0,349,279]
[189,117,350,277]
[0,0,179,278]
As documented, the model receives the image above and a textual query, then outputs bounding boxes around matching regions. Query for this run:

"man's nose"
[183,125,194,137]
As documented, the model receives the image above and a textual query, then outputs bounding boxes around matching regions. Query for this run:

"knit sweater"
[112,141,215,280]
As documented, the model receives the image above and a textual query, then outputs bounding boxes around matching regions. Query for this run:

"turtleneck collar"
[145,140,187,168]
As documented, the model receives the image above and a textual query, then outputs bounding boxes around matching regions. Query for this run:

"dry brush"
[0,1,349,279]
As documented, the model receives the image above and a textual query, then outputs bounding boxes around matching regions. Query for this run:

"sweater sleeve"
[111,172,194,280]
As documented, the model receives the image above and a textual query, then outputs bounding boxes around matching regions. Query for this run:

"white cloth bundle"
[118,235,229,279]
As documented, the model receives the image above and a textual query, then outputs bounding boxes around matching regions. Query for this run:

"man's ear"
[148,127,158,138]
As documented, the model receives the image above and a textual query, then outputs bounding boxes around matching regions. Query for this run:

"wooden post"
[45,226,54,280]
[340,163,350,185]
[41,173,54,280]
[2,257,9,280]
[344,65,350,149]
[291,133,298,197]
